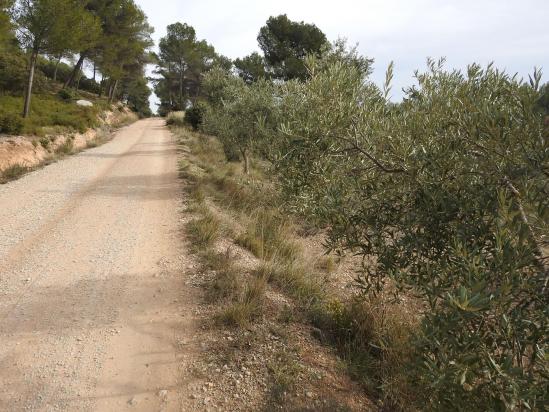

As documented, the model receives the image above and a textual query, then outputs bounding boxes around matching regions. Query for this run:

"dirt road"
[0,119,198,411]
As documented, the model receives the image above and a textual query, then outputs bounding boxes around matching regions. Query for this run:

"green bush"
[0,113,24,134]
[0,48,47,93]
[57,88,76,102]
[39,136,50,149]
[184,101,207,130]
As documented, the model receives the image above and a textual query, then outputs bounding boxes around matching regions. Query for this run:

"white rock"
[76,100,93,107]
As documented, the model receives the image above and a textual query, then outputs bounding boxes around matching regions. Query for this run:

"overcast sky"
[135,0,548,108]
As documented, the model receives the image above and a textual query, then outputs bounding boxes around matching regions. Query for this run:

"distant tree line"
[153,14,332,116]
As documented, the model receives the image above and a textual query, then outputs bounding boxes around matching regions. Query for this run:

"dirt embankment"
[0,105,138,174]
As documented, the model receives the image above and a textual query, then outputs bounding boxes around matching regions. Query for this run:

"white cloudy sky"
[136,0,548,107]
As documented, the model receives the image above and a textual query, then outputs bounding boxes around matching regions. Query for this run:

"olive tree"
[202,68,278,173]
[273,58,548,410]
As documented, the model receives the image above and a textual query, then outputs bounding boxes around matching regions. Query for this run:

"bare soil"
[0,119,201,411]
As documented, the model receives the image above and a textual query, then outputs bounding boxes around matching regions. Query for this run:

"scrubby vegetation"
[0,94,108,135]
[166,13,548,411]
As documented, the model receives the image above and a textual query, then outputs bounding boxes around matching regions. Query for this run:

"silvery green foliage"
[274,58,548,410]
[202,68,279,165]
[201,54,548,409]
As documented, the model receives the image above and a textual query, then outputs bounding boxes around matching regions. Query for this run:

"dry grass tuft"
[54,137,74,155]
[311,297,417,409]
[165,111,185,126]
[255,260,324,307]
[186,206,222,248]
[236,208,301,262]
[217,274,268,327]
[0,163,30,183]
[315,255,337,273]
[205,250,242,302]
[267,349,302,402]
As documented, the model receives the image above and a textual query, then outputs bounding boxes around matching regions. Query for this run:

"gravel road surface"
[0,119,197,411]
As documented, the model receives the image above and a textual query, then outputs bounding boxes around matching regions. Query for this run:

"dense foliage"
[258,14,327,80]
[234,52,269,84]
[201,68,278,172]
[0,0,152,125]
[153,22,230,116]
[198,42,549,409]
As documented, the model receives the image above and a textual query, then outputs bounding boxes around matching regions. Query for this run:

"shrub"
[201,69,279,173]
[0,164,29,183]
[57,88,76,102]
[165,111,185,127]
[54,137,74,155]
[0,48,47,93]
[0,113,24,134]
[184,101,207,130]
[39,136,50,149]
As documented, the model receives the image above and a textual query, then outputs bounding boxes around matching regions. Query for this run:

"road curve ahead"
[0,119,193,411]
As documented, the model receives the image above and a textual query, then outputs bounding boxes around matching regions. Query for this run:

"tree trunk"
[108,79,118,104]
[23,49,38,118]
[167,65,173,109]
[98,75,104,97]
[241,148,249,175]
[64,53,86,89]
[53,55,61,82]
[179,68,184,110]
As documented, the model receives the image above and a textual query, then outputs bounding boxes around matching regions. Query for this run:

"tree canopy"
[5,0,153,117]
[0,0,14,45]
[13,0,99,116]
[234,52,268,84]
[154,22,229,115]
[257,14,327,80]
